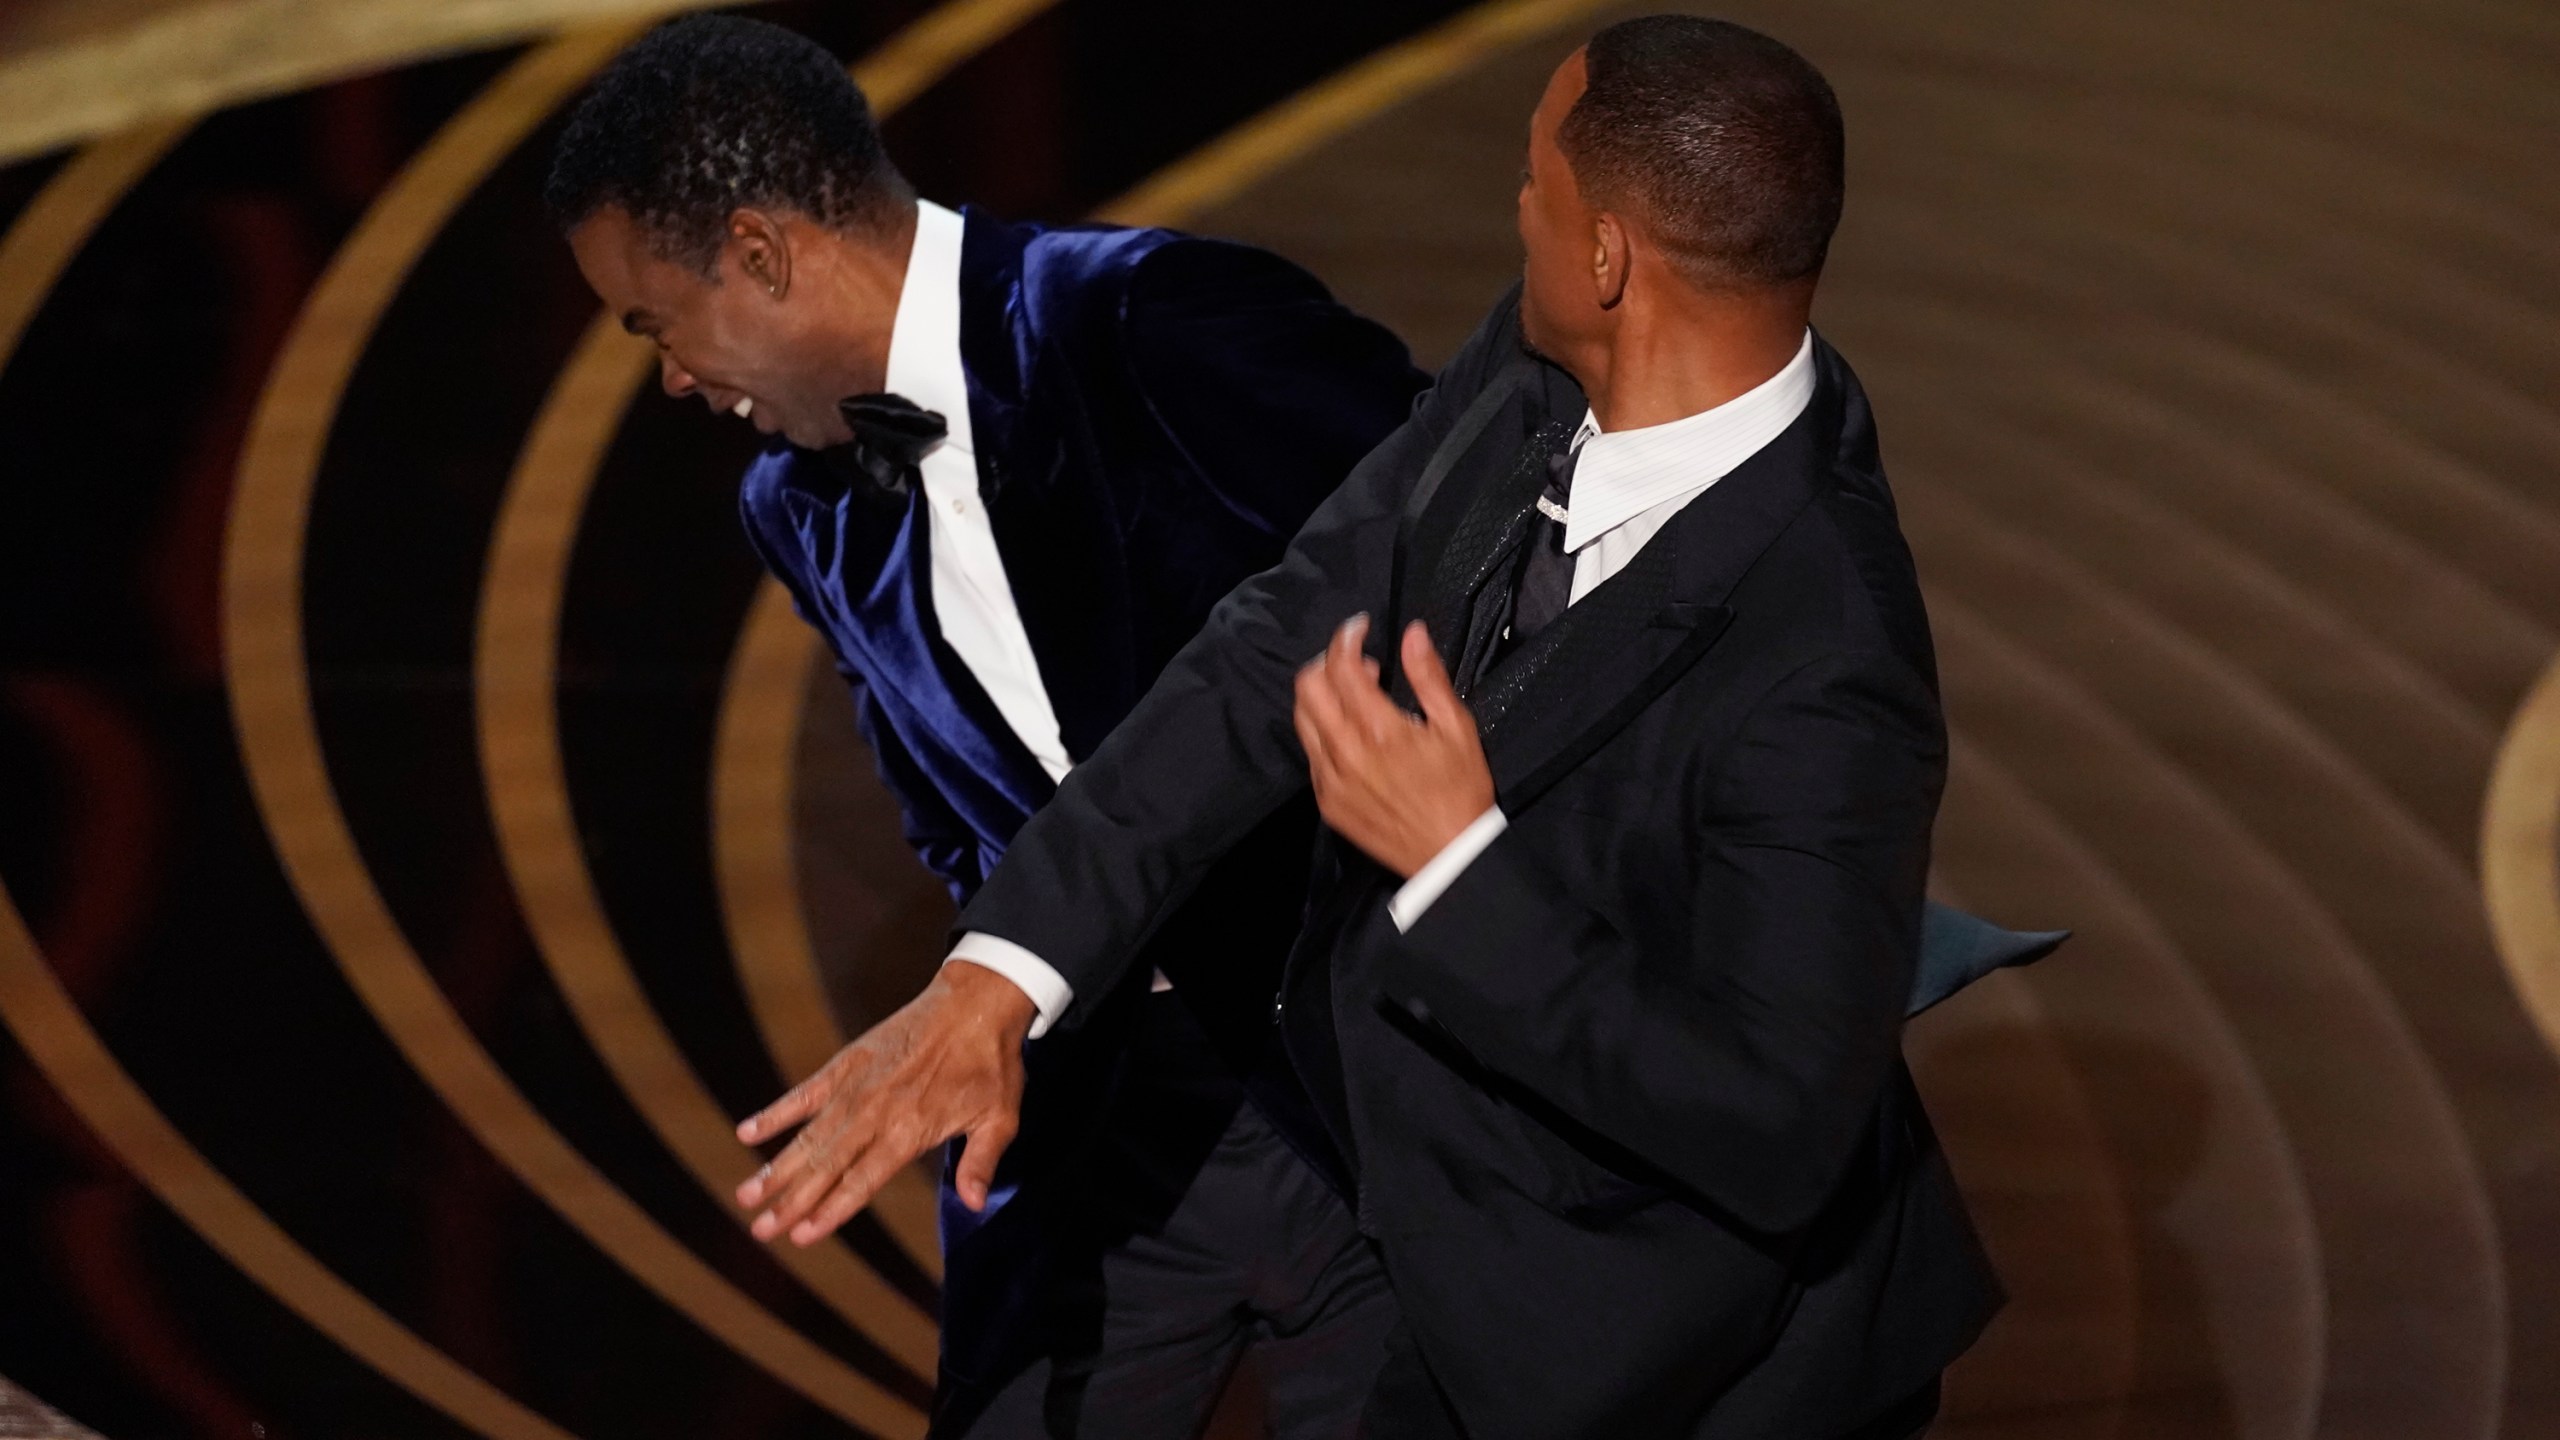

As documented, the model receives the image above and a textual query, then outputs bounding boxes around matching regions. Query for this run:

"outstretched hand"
[734,960,1034,1246]
[1294,615,1496,878]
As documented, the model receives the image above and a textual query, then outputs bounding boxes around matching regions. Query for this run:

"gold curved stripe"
[0,122,577,1440]
[476,310,940,1361]
[711,582,858,1083]
[856,0,1063,115]
[0,887,579,1440]
[0,123,190,363]
[2481,645,2560,1064]
[495,0,1067,1290]
[1093,0,1620,228]
[221,28,921,1435]
[0,0,735,167]
[714,0,1616,1106]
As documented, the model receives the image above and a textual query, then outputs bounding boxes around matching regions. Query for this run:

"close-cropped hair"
[1560,15,1845,290]
[543,14,912,272]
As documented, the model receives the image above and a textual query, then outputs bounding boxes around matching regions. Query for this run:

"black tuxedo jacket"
[960,287,2001,1437]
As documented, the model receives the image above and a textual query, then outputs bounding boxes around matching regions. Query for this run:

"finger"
[1334,656,1404,738]
[950,1111,1021,1213]
[735,1157,777,1210]
[1292,692,1331,778]
[1295,651,1352,747]
[737,1071,828,1145]
[754,1132,865,1241]
[1332,612,1370,667]
[791,1142,908,1246]
[788,1171,872,1247]
[736,1119,821,1209]
[1404,621,1470,731]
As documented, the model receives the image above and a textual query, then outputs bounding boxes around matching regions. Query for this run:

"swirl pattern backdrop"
[2,2,2558,1437]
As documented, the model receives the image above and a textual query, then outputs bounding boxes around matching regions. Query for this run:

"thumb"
[1404,621,1467,729]
[951,1105,1021,1212]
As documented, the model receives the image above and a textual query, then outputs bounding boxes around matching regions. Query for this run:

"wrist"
[1409,792,1496,877]
[940,958,1040,1042]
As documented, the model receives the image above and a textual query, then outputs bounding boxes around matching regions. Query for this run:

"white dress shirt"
[890,201,1075,787]
[959,325,1819,1034]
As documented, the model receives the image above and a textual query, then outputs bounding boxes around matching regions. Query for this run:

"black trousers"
[943,993,1397,1439]
[1362,1325,1944,1439]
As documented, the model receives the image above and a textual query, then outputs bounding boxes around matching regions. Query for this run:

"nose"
[659,352,698,399]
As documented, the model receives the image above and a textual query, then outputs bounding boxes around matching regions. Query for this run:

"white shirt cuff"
[946,932,1073,1039]
[1388,807,1509,933]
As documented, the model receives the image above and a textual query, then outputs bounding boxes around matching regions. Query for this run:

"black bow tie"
[824,392,948,504]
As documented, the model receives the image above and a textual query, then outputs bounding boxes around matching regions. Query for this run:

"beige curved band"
[2482,647,2560,1066]
[0,886,582,1440]
[221,27,922,1435]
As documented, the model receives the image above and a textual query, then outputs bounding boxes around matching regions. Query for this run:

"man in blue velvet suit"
[548,17,1427,1438]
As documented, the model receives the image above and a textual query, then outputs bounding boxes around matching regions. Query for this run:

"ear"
[1592,211,1631,309]
[726,207,792,300]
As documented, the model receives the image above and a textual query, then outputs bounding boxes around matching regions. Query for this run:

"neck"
[1576,279,1811,433]
[806,201,919,395]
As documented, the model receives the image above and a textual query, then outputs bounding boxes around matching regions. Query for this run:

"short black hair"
[1560,16,1844,289]
[544,14,910,272]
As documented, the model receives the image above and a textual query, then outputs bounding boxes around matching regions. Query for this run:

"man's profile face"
[1517,51,1599,362]
[567,205,860,450]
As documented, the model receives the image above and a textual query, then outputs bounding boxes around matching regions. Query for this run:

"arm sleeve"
[955,286,1532,1029]
[1122,237,1429,540]
[841,673,985,902]
[1381,650,1942,1237]
[735,468,990,902]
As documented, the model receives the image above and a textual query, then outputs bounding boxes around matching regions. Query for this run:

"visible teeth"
[731,397,753,418]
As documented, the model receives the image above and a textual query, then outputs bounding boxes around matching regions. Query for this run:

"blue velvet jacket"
[737,209,1427,1395]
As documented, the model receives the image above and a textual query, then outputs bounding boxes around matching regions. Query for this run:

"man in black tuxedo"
[733,17,2012,1437]
[549,16,1430,1437]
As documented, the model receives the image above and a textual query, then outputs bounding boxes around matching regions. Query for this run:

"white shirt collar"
[1561,330,1817,553]
[882,199,974,457]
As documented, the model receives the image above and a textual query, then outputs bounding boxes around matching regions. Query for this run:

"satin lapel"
[961,210,1143,762]
[815,485,1056,811]
[1473,359,1843,811]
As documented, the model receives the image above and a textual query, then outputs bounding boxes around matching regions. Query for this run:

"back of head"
[544,14,910,270]
[1560,15,1843,291]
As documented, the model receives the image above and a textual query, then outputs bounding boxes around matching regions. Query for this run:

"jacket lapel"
[959,207,1144,764]
[796,480,1054,812]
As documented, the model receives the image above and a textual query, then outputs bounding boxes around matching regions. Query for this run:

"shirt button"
[951,497,968,515]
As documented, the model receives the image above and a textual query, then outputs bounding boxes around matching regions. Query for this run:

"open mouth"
[730,396,754,419]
